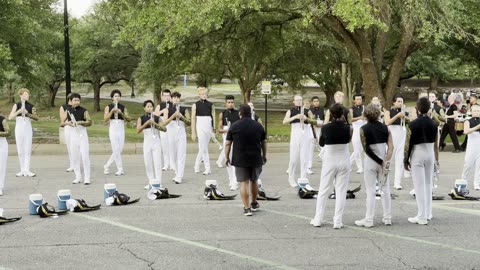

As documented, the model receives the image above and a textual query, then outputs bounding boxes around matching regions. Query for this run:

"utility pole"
[64,0,72,102]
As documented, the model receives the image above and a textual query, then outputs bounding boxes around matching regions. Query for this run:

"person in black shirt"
[218,95,240,190]
[60,93,93,185]
[0,114,10,196]
[8,88,39,177]
[155,89,173,170]
[354,103,394,227]
[225,105,267,216]
[404,97,439,225]
[324,91,352,124]
[103,90,131,176]
[311,103,353,229]
[59,97,74,172]
[308,96,324,166]
[461,104,480,190]
[439,93,461,152]
[349,94,365,174]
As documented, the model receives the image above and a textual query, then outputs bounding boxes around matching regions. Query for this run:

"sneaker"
[354,218,373,228]
[72,179,81,184]
[230,183,239,191]
[407,216,428,225]
[243,208,253,216]
[114,170,125,176]
[194,166,200,173]
[0,189,3,196]
[310,219,322,227]
[382,218,392,226]
[307,168,314,175]
[25,172,36,177]
[144,185,150,190]
[251,202,260,212]
[162,166,168,171]
[333,222,344,229]
[174,179,182,184]
[84,179,91,185]
[356,169,364,174]
[15,172,24,177]
[216,161,224,168]
[285,169,289,174]
[66,167,74,172]
[202,170,211,175]
[103,165,110,175]
[404,171,411,178]
[394,185,403,190]
[475,184,480,190]
[288,179,297,188]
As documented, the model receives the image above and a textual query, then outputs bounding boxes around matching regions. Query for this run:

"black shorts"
[235,167,262,182]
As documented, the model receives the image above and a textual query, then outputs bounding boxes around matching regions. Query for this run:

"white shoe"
[407,216,427,225]
[216,161,224,168]
[66,167,74,172]
[84,179,91,185]
[394,185,402,190]
[72,179,82,184]
[333,222,344,229]
[25,172,36,177]
[162,166,168,171]
[202,170,211,175]
[114,170,125,176]
[355,218,373,228]
[144,185,150,190]
[230,183,239,191]
[409,189,415,196]
[0,189,3,196]
[194,167,200,173]
[103,165,110,175]
[285,169,289,174]
[382,218,392,226]
[404,171,411,178]
[356,169,364,174]
[307,168,314,175]
[474,184,480,190]
[16,172,24,177]
[174,178,182,184]
[310,219,322,227]
[288,179,297,188]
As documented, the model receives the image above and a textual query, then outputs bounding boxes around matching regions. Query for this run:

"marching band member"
[191,87,216,175]
[309,96,324,164]
[355,103,394,227]
[404,97,439,225]
[138,100,177,188]
[8,88,39,177]
[166,92,190,184]
[439,93,461,152]
[154,89,173,171]
[283,95,314,187]
[349,94,365,174]
[103,90,131,176]
[59,97,74,172]
[324,91,351,124]
[61,93,92,185]
[0,114,10,196]
[303,99,315,175]
[218,95,240,190]
[311,103,353,229]
[461,104,480,190]
[384,95,408,190]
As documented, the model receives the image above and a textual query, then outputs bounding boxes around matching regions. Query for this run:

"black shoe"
[251,202,260,212]
[244,208,253,216]
[452,149,461,153]
[440,143,446,151]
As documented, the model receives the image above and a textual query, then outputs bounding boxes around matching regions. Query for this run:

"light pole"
[63,0,71,102]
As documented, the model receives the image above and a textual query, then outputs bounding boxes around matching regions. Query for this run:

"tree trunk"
[341,63,348,96]
[360,59,383,102]
[47,83,61,107]
[130,82,135,98]
[324,89,336,108]
[153,81,162,105]
[93,81,101,112]
[429,75,439,91]
[7,82,15,103]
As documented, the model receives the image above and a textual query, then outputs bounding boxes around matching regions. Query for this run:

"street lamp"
[64,0,71,102]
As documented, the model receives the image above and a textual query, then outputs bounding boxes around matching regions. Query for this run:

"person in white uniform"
[0,114,10,196]
[283,95,314,187]
[461,104,480,190]
[354,103,394,227]
[166,92,191,184]
[191,87,216,175]
[308,96,324,164]
[61,93,93,185]
[138,100,177,188]
[311,103,353,229]
[218,95,240,190]
[154,89,173,171]
[8,88,39,177]
[60,98,74,172]
[404,97,439,225]
[103,89,131,176]
[349,94,365,174]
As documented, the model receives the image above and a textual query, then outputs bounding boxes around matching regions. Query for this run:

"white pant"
[350,121,364,171]
[219,126,236,185]
[307,127,320,169]
[105,120,125,171]
[70,126,91,182]
[389,125,406,186]
[64,126,74,168]
[143,129,163,184]
[410,143,434,220]
[194,117,213,172]
[15,117,33,173]
[313,144,351,225]
[160,129,170,169]
[216,133,226,165]
[167,121,187,180]
[288,123,310,183]
[462,132,480,187]
[362,143,391,222]
[0,138,7,189]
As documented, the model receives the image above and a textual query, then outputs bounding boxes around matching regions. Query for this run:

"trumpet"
[175,104,180,128]
[113,100,119,120]
[400,105,406,127]
[150,113,158,138]
[378,161,391,195]
[21,100,26,122]
[67,110,82,137]
[210,132,223,150]
[300,106,305,131]
[433,160,440,189]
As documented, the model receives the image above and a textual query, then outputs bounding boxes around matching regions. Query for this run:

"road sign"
[261,81,271,95]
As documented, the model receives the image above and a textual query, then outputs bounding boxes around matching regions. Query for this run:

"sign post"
[261,81,271,137]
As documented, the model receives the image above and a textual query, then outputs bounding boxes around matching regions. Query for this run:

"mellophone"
[455,113,472,132]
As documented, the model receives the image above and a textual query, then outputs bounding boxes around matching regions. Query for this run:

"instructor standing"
[225,104,267,216]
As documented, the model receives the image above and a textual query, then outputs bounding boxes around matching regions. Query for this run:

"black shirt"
[67,106,87,122]
[362,121,389,145]
[16,101,34,114]
[222,109,240,126]
[321,120,351,145]
[167,105,187,121]
[159,101,173,110]
[140,113,161,128]
[328,105,350,124]
[446,104,457,122]
[0,116,5,132]
[107,103,126,120]
[311,106,325,121]
[226,117,266,168]
[468,117,480,133]
[195,100,213,117]
[289,107,310,124]
[408,115,438,145]
[352,105,364,118]
[389,108,406,125]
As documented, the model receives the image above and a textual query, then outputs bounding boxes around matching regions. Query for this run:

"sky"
[57,0,101,18]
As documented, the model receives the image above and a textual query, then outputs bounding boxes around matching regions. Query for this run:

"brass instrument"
[210,132,223,150]
[21,100,26,122]
[175,104,180,128]
[150,113,158,138]
[300,106,305,131]
[67,110,82,137]
[400,105,406,127]
[378,161,391,195]
[433,161,440,189]
[113,100,119,120]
